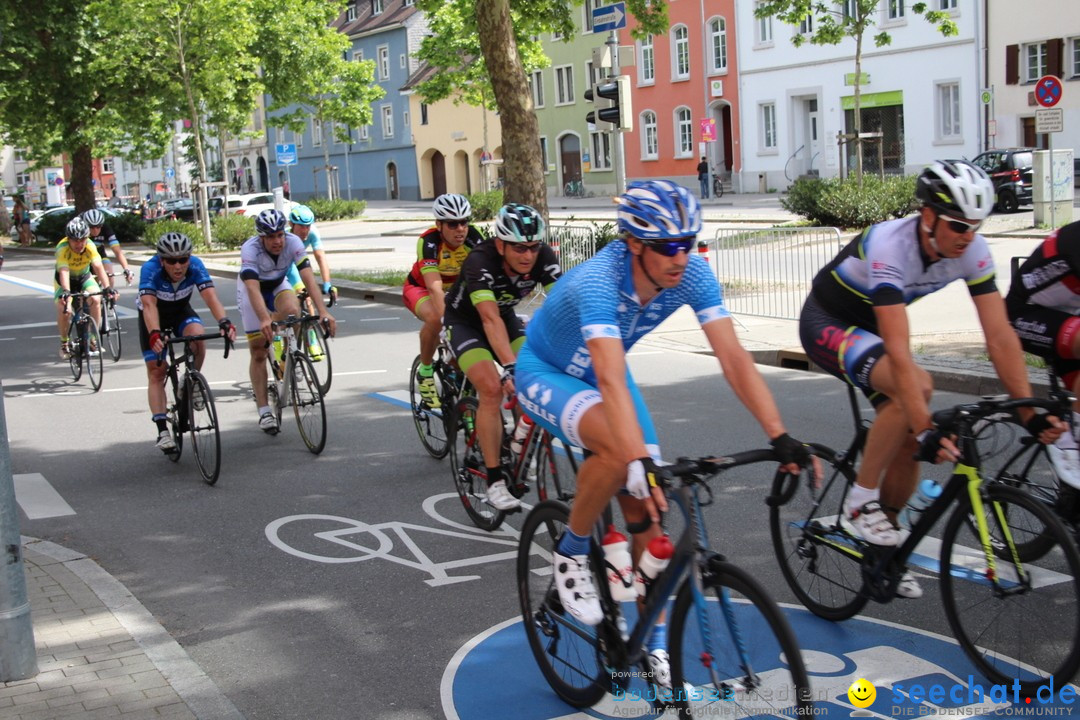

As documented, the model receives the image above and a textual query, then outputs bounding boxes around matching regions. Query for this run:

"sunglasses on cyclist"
[940,216,982,234]
[442,220,470,228]
[643,238,695,257]
[505,243,542,255]
[162,256,191,265]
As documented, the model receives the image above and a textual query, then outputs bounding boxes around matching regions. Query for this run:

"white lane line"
[8,321,65,331]
[358,317,399,322]
[14,473,76,519]
[335,370,388,377]
[626,351,665,357]
[0,274,53,292]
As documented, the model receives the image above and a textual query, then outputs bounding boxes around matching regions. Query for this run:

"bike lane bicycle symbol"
[264,493,527,587]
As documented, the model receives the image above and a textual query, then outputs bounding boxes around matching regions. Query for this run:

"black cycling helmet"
[157,232,193,258]
[915,160,994,221]
[255,209,287,235]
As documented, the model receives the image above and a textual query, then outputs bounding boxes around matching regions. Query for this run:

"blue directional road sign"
[165,167,175,179]
[275,143,297,167]
[592,2,626,33]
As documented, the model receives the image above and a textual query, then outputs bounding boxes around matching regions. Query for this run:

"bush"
[781,175,918,229]
[210,214,256,250]
[108,212,146,245]
[306,197,366,221]
[466,190,503,221]
[143,219,203,252]
[35,210,77,243]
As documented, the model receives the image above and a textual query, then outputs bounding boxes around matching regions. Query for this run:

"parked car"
[159,198,194,222]
[225,192,294,217]
[29,205,122,238]
[971,148,1034,213]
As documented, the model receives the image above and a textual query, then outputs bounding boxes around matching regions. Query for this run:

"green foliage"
[107,212,147,244]
[143,219,202,251]
[306,198,367,222]
[754,0,958,48]
[35,211,78,244]
[467,190,504,221]
[590,222,620,252]
[210,214,256,250]
[781,175,917,229]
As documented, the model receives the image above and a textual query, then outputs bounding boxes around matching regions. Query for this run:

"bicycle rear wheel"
[291,354,326,454]
[104,301,121,361]
[670,558,813,718]
[517,500,611,708]
[302,321,332,395]
[186,371,220,484]
[769,444,868,620]
[68,333,83,382]
[409,355,451,459]
[84,317,104,392]
[535,432,579,504]
[449,396,505,531]
[941,483,1080,694]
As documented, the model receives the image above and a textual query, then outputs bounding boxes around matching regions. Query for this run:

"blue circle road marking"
[442,605,1079,719]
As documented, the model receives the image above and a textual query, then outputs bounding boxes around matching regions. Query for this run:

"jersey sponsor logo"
[518,384,556,424]
[1022,259,1070,290]
[582,324,619,340]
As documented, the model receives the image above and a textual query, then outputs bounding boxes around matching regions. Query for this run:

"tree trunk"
[474,0,547,217]
[70,144,96,213]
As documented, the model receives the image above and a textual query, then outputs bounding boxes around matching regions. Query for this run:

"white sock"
[844,484,879,514]
[1056,427,1078,451]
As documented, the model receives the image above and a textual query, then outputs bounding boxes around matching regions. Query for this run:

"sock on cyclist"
[486,465,504,487]
[646,623,667,652]
[557,528,592,557]
[417,363,434,377]
[153,414,167,433]
[844,483,878,515]
[258,405,271,416]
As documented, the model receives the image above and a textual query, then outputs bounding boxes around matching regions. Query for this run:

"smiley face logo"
[848,678,876,708]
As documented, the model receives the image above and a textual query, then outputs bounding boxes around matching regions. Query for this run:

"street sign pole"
[1034,75,1064,228]
[608,30,625,196]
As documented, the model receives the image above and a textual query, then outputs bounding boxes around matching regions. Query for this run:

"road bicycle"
[64,289,106,392]
[769,385,1080,694]
[711,173,726,199]
[296,289,333,395]
[409,342,467,459]
[267,315,327,454]
[564,179,586,198]
[99,270,130,361]
[159,329,232,484]
[518,449,812,717]
[449,395,579,531]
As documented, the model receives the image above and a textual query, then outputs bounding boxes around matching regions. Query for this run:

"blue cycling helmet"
[617,180,702,241]
[255,209,287,235]
[289,204,315,226]
[494,204,545,243]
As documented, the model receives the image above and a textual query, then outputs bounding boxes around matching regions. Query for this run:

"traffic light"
[585,75,633,132]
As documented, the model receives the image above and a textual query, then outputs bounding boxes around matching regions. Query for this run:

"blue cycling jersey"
[136,256,214,312]
[523,241,728,383]
[284,226,325,287]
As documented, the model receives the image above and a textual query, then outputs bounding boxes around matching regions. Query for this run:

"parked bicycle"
[159,329,232,484]
[296,289,333,395]
[769,386,1080,694]
[266,315,327,454]
[409,342,465,459]
[711,173,726,199]
[64,289,106,391]
[518,450,812,717]
[564,179,586,198]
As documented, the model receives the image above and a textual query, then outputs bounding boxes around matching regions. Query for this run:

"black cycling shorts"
[443,312,525,374]
[799,294,888,406]
[138,304,202,362]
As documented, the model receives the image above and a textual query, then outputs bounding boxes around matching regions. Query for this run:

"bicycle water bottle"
[602,525,637,602]
[897,479,943,531]
[510,415,534,457]
[634,534,674,597]
[272,333,284,363]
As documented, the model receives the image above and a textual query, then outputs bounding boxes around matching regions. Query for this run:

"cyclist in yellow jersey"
[54,217,114,359]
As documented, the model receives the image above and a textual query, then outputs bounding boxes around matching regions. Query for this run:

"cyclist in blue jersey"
[283,204,336,303]
[515,180,816,682]
[139,232,236,452]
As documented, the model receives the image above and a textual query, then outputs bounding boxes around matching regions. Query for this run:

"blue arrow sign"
[592,2,626,33]
[275,143,298,167]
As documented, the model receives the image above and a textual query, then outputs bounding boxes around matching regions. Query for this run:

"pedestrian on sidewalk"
[696,157,710,200]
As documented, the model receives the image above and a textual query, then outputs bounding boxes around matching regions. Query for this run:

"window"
[708,18,727,73]
[842,0,857,20]
[295,128,303,149]
[937,82,961,140]
[378,46,390,80]
[583,0,603,32]
[16,171,30,187]
[312,119,322,147]
[799,14,813,34]
[372,0,383,15]
[939,0,957,9]
[102,158,115,173]
[674,107,693,157]
[1072,37,1080,78]
[403,110,409,127]
[352,50,364,63]
[381,105,394,138]
[1025,42,1047,82]
[590,131,612,170]
[400,54,407,69]
[672,25,690,79]
[529,70,545,108]
[359,124,369,141]
[887,0,905,20]
[555,65,575,105]
[346,2,356,21]
[152,158,158,168]
[420,103,429,125]
[585,61,596,97]
[641,111,658,160]
[13,148,26,162]
[756,2,773,44]
[404,0,413,6]
[639,35,655,83]
[539,137,549,172]
[761,103,777,150]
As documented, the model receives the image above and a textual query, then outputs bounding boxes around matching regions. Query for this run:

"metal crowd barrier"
[549,224,600,273]
[707,227,844,320]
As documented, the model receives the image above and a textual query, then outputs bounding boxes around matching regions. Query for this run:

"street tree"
[754,0,957,180]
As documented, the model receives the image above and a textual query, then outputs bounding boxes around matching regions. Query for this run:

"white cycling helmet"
[432,194,471,222]
[915,160,994,221]
[82,209,105,227]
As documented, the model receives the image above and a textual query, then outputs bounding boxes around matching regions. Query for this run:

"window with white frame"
[420,103,428,125]
[13,148,27,162]
[359,124,369,140]
[295,128,303,149]
[403,110,409,127]
[585,61,596,99]
[672,25,690,79]
[530,70,545,108]
[708,18,727,73]
[16,171,30,187]
[640,35,655,83]
[555,65,575,105]
[352,50,364,63]
[312,119,323,147]
[539,136,549,172]
[583,0,603,32]
[939,0,957,9]
[590,131,612,170]
[404,0,413,6]
[842,0,857,20]
[761,103,777,150]
[346,2,356,21]
[887,0,905,20]
[372,0,383,15]
[756,3,773,44]
[102,158,115,173]
[400,54,406,69]
[378,46,390,80]
[799,14,813,34]
[1072,37,1080,78]
[1025,41,1047,82]
[381,105,394,138]
[675,107,693,157]
[937,81,961,140]
[641,111,658,160]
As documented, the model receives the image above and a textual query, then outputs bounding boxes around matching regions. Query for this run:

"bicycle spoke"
[85,317,104,392]
[291,354,326,454]
[410,355,450,458]
[187,371,221,484]
[449,397,504,531]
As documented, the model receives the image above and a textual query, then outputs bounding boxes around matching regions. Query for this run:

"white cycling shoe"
[646,648,672,689]
[841,500,899,546]
[486,480,521,511]
[155,430,176,453]
[552,551,603,626]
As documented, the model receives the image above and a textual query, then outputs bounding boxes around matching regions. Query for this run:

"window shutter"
[1048,38,1064,78]
[1005,44,1019,85]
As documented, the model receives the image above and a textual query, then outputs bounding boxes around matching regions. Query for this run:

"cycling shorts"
[1010,304,1080,389]
[53,274,100,301]
[444,313,525,374]
[403,283,433,316]
[515,342,660,455]
[138,305,202,362]
[799,294,887,406]
[237,277,294,336]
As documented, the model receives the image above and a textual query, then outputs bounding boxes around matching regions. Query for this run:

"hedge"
[781,175,918,229]
[306,198,366,222]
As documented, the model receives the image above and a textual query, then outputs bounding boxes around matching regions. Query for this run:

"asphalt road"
[0,253,1048,719]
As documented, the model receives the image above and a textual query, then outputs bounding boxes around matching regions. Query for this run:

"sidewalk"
[2,538,241,720]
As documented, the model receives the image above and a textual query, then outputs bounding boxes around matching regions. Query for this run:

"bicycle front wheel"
[302,322,332,395]
[68,333,83,382]
[84,317,104,392]
[769,444,868,620]
[186,371,221,485]
[449,396,505,531]
[104,302,121,361]
[517,500,611,708]
[941,482,1080,694]
[165,398,183,463]
[409,355,451,458]
[670,558,813,718]
[291,354,326,454]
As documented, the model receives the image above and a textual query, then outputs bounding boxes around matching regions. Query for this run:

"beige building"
[402,64,503,199]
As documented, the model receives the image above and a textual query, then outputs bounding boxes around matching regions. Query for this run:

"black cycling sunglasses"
[163,256,191,265]
[443,219,470,228]
[644,238,695,257]
[940,215,981,234]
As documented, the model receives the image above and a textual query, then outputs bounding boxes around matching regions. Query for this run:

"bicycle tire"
[291,353,327,454]
[535,433,578,505]
[165,394,183,463]
[769,444,869,620]
[186,371,221,484]
[104,301,121,361]
[940,482,1080,694]
[713,178,724,199]
[669,558,813,718]
[449,396,505,531]
[517,500,611,708]
[302,321,332,395]
[84,317,104,392]
[68,327,83,382]
[410,355,450,459]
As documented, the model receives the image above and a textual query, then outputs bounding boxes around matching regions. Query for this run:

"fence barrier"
[549,224,600,273]
[710,227,844,320]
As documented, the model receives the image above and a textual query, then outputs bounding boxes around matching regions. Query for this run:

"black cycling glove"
[914,428,948,462]
[1024,413,1055,438]
[770,433,812,468]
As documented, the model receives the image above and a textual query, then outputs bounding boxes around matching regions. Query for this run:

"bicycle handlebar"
[932,396,1074,435]
[157,329,232,365]
[662,449,779,484]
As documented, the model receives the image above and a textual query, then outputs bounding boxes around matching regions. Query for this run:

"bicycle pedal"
[509,482,530,499]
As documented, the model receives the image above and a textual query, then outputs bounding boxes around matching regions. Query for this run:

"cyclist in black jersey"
[442,204,561,510]
[83,209,133,289]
